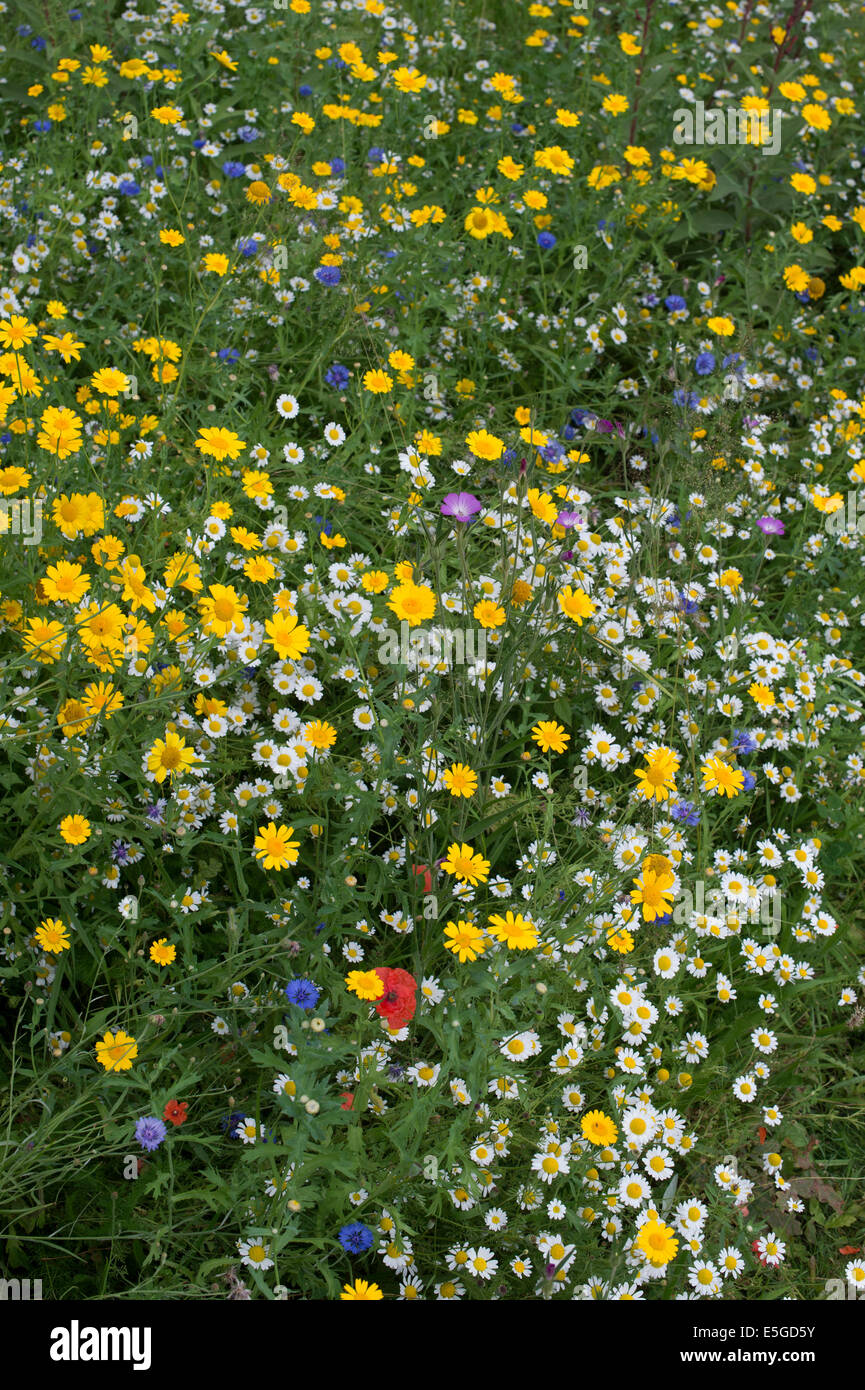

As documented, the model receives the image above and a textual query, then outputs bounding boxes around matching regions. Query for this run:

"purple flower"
[440,492,481,522]
[556,510,582,529]
[314,266,341,286]
[756,516,785,536]
[135,1116,167,1152]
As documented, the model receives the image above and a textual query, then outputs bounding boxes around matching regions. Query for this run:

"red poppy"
[757,1125,767,1143]
[163,1099,188,1127]
[411,864,432,894]
[373,966,417,1030]
[839,1246,862,1256]
[339,1092,355,1110]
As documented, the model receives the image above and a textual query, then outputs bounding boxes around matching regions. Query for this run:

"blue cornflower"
[31,35,47,50]
[238,238,259,257]
[314,266,341,286]
[118,180,141,196]
[220,1111,245,1138]
[679,592,699,616]
[33,121,52,133]
[731,729,758,754]
[537,231,556,249]
[68,7,82,15]
[222,160,246,178]
[218,347,241,362]
[325,363,350,388]
[338,1223,374,1254]
[539,440,565,463]
[299,85,313,97]
[742,770,757,792]
[695,351,715,375]
[314,515,333,536]
[237,125,259,142]
[665,294,687,312]
[670,799,700,827]
[330,157,346,175]
[285,978,320,1010]
[135,1116,167,1152]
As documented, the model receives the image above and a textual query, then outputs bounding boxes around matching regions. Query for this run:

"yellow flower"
[42,560,90,604]
[630,868,676,922]
[706,316,735,336]
[146,730,200,783]
[391,66,427,94]
[442,842,490,886]
[340,1279,384,1299]
[634,746,680,803]
[362,368,393,393]
[35,918,71,953]
[37,405,84,459]
[387,581,436,628]
[254,822,301,871]
[465,429,504,460]
[160,228,185,246]
[195,427,246,461]
[444,920,487,963]
[486,910,538,949]
[783,263,810,293]
[199,583,248,636]
[534,145,575,176]
[635,1217,679,1267]
[749,681,776,709]
[303,719,337,751]
[265,610,310,660]
[345,969,385,1001]
[442,763,478,798]
[59,814,91,845]
[558,585,596,625]
[95,1029,138,1072]
[151,105,182,125]
[203,253,230,275]
[245,181,272,206]
[581,1110,618,1145]
[149,938,176,965]
[473,598,506,629]
[531,720,569,754]
[0,315,37,351]
[701,757,744,798]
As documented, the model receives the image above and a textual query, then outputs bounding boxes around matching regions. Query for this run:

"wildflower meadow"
[2,0,865,1319]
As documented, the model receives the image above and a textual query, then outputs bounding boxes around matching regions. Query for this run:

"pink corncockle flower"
[440,492,481,522]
